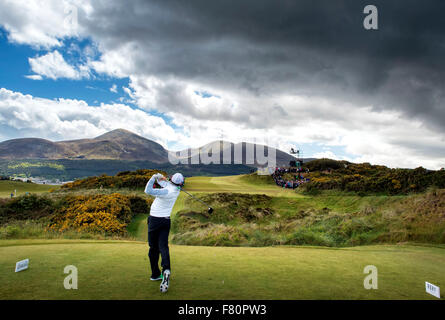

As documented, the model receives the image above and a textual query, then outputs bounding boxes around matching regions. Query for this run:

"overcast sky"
[0,0,444,169]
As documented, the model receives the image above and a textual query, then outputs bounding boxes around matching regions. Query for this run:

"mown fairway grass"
[0,240,443,299]
[0,180,59,198]
[181,175,404,211]
[183,175,297,197]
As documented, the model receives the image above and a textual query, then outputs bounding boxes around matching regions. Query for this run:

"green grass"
[183,175,298,197]
[127,193,188,241]
[0,181,59,198]
[127,214,149,241]
[0,240,443,299]
[2,174,444,299]
[179,176,403,220]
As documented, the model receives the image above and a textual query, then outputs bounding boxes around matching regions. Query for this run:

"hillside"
[0,138,74,159]
[57,129,168,162]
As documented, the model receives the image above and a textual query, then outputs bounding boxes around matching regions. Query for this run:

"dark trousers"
[148,215,171,277]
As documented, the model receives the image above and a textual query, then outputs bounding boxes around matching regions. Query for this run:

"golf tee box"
[425,282,441,299]
[15,259,29,272]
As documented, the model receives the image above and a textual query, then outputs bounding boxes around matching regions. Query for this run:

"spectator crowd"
[272,167,310,189]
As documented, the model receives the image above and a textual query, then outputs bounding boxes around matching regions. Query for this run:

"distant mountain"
[174,140,304,167]
[0,129,311,167]
[0,129,168,163]
[57,129,168,162]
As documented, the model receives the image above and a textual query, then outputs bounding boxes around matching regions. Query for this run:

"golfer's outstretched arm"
[145,175,169,196]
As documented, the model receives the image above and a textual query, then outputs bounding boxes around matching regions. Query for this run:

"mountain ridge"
[0,129,304,166]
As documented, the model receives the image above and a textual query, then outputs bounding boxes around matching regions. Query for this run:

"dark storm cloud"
[81,0,445,129]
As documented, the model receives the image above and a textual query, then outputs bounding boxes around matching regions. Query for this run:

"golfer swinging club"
[144,172,184,293]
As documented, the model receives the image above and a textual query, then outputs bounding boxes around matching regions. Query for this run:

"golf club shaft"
[181,189,211,208]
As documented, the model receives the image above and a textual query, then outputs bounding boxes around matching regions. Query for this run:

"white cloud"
[110,84,118,93]
[28,50,89,80]
[0,0,91,48]
[24,75,43,81]
[0,88,179,148]
[313,151,343,160]
[88,42,136,78]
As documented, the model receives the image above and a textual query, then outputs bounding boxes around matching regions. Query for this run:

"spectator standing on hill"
[144,172,184,293]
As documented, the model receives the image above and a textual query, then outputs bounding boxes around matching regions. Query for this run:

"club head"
[208,207,214,214]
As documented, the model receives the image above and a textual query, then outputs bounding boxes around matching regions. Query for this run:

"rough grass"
[126,214,148,240]
[171,190,445,247]
[0,240,443,299]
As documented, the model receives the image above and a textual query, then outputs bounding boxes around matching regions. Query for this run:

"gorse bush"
[48,193,152,235]
[61,169,168,190]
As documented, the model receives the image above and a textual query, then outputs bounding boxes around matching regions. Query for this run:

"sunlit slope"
[0,181,59,198]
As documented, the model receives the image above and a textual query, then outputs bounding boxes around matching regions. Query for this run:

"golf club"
[180,189,214,214]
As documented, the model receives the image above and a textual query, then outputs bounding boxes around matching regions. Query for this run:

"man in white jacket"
[144,172,184,293]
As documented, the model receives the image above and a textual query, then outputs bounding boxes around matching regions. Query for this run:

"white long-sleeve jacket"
[144,175,180,218]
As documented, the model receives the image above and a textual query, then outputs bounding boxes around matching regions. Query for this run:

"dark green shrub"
[128,196,152,215]
[302,160,445,195]
[62,169,168,190]
[0,194,54,224]
[305,158,345,171]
